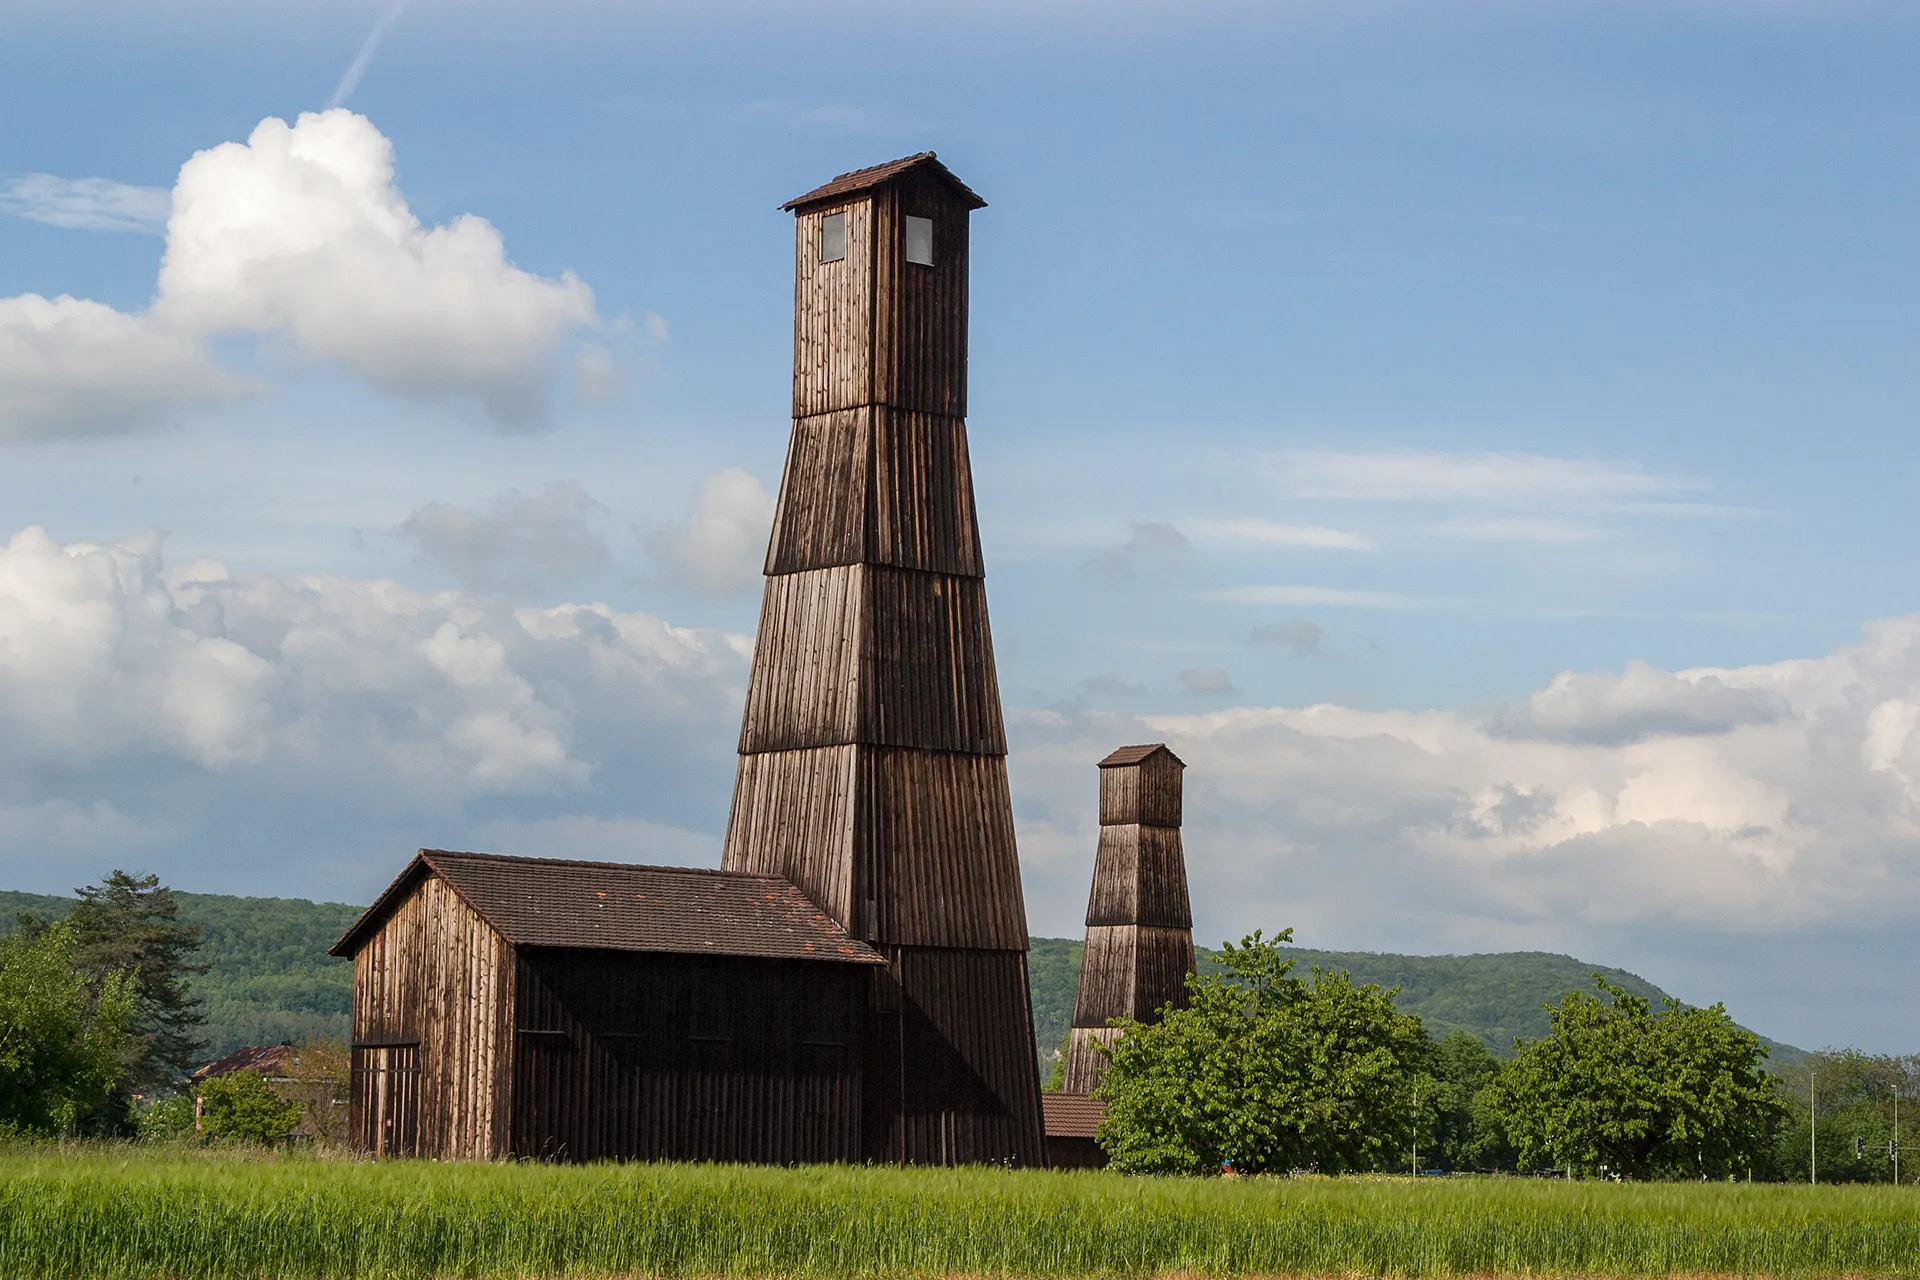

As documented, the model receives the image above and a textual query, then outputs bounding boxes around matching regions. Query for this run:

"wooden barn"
[336,153,1046,1166]
[329,850,883,1162]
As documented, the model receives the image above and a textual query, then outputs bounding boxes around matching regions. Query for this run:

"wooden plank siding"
[349,874,514,1160]
[1085,824,1193,929]
[738,565,1006,756]
[1060,746,1197,1097]
[726,155,1044,1165]
[724,745,1026,952]
[1097,751,1184,827]
[866,947,1045,1166]
[792,202,873,417]
[511,949,867,1164]
[765,408,984,578]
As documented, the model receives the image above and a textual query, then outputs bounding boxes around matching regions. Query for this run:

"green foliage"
[0,890,359,1063]
[1425,1029,1515,1172]
[1488,976,1786,1179]
[1096,929,1430,1176]
[1027,935,1806,1070]
[197,1072,302,1146]
[0,925,135,1136]
[135,1095,198,1143]
[67,872,209,1093]
[3,1150,1920,1278]
[1769,1049,1918,1183]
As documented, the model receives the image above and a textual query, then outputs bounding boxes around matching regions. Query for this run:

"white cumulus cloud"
[155,110,596,427]
[0,110,598,439]
[646,469,776,596]
[0,525,748,900]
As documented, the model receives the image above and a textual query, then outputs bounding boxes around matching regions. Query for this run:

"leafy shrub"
[1095,929,1429,1175]
[135,1095,197,1143]
[198,1071,301,1145]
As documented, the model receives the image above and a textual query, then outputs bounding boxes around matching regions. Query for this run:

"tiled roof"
[191,1043,298,1083]
[1041,1092,1108,1139]
[1098,743,1185,768]
[782,152,987,212]
[330,850,886,966]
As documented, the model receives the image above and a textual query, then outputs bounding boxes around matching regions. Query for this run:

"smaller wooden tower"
[1061,744,1196,1094]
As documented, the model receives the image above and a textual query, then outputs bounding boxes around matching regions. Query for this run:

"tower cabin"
[1046,744,1195,1166]
[722,152,1046,1166]
[329,850,883,1162]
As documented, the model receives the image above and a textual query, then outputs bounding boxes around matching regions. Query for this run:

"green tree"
[198,1070,302,1145]
[1768,1050,1916,1183]
[1487,976,1784,1179]
[1095,929,1430,1175]
[67,871,209,1093]
[0,924,135,1135]
[1426,1029,1515,1172]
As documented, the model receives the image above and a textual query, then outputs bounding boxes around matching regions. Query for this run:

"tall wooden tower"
[721,153,1044,1166]
[1061,744,1196,1094]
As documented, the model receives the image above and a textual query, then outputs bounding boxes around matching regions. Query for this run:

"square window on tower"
[819,212,847,264]
[905,215,934,266]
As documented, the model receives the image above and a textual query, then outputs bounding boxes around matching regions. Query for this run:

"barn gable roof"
[1098,743,1185,769]
[1041,1092,1107,1139]
[782,152,987,212]
[329,850,886,966]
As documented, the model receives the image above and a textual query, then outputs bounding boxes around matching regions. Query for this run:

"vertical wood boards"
[792,202,873,416]
[724,745,1026,951]
[1059,746,1197,1098]
[726,156,1042,1165]
[765,408,984,578]
[1098,751,1184,827]
[1084,824,1193,928]
[348,874,514,1160]
[738,565,1005,755]
[864,947,1045,1166]
[511,950,867,1164]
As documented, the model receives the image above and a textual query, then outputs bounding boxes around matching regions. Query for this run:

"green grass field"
[1,1148,1916,1279]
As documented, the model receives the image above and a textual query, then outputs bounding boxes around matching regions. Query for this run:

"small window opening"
[819,212,847,264]
[905,215,934,266]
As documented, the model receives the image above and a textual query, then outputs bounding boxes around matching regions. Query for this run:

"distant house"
[328,850,885,1162]
[191,1043,298,1084]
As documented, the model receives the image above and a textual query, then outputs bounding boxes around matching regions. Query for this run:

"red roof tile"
[1041,1092,1108,1139]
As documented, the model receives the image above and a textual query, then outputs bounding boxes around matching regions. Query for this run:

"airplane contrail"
[327,0,410,111]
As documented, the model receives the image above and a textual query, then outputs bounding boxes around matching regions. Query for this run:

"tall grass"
[1,1146,1916,1279]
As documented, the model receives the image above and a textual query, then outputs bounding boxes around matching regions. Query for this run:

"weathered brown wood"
[348,873,514,1160]
[1060,745,1196,1096]
[724,745,1026,951]
[511,949,867,1164]
[738,564,1005,755]
[727,154,1042,1165]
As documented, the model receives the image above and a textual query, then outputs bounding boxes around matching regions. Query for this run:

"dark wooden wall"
[724,160,1044,1166]
[349,874,515,1160]
[511,949,868,1164]
[1062,748,1197,1095]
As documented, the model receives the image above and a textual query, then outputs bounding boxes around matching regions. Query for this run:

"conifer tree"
[67,871,209,1093]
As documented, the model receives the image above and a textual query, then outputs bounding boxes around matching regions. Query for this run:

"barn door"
[352,1044,419,1157]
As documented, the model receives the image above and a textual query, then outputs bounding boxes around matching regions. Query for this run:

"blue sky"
[2,0,1917,1051]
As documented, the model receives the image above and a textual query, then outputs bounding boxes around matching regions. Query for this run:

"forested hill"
[2,888,1802,1069]
[0,889,360,1057]
[1027,937,1807,1069]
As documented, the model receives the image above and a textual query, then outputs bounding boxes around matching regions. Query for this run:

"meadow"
[1,1148,1917,1280]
